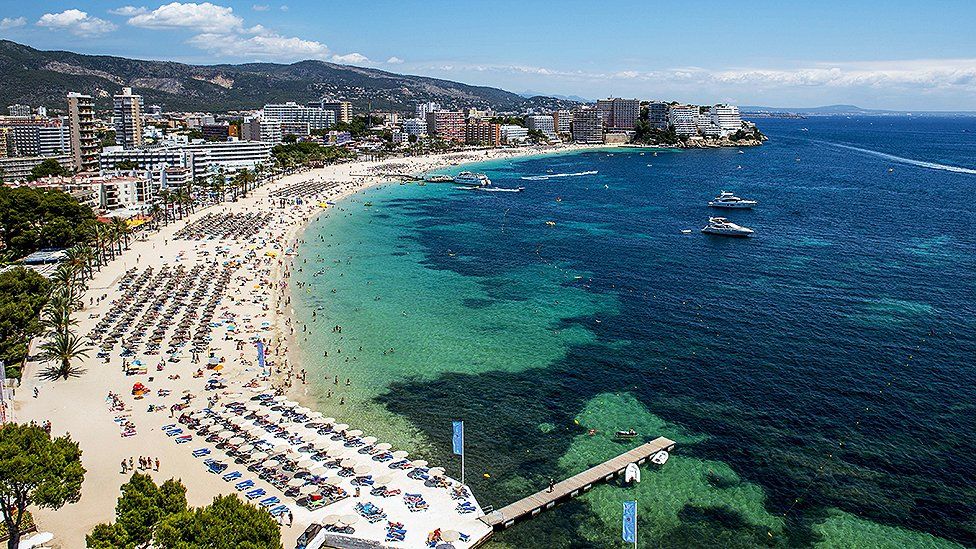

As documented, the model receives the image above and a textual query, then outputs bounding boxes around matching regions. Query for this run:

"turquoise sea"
[292,116,976,547]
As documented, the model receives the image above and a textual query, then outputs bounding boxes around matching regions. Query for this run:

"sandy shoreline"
[12,143,599,548]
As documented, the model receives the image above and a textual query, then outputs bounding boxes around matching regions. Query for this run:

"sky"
[2,1,976,110]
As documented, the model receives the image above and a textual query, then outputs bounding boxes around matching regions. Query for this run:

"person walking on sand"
[155,457,160,471]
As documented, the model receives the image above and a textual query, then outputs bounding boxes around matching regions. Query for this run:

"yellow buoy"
[483,473,491,479]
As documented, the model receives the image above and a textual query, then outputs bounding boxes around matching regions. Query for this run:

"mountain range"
[0,40,579,114]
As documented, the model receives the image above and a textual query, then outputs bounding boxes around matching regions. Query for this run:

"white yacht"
[708,191,757,209]
[701,217,754,237]
[455,171,491,186]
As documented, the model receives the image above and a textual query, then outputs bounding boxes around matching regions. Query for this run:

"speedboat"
[708,191,757,209]
[614,429,638,440]
[455,171,491,186]
[651,450,669,465]
[701,217,754,237]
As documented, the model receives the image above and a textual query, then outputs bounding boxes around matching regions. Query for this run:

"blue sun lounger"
[259,496,280,507]
[269,504,289,517]
[192,448,211,457]
[222,471,242,481]
[245,488,266,499]
[165,428,183,436]
[235,479,254,491]
[175,435,192,444]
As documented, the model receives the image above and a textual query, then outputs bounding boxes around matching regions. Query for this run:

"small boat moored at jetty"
[701,217,754,237]
[651,450,669,465]
[455,171,491,186]
[624,462,641,484]
[708,191,757,209]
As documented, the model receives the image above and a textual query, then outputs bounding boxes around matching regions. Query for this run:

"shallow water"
[293,116,976,547]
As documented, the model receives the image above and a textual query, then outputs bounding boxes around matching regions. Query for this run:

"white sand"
[11,143,598,548]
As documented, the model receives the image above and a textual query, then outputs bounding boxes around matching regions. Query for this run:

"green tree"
[87,473,187,548]
[36,329,90,380]
[154,494,282,549]
[0,187,97,258]
[28,159,69,181]
[0,268,50,378]
[0,423,85,549]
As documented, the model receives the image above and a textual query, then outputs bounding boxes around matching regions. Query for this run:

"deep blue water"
[307,116,976,547]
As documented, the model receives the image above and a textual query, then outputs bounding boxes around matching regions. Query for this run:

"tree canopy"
[87,473,186,549]
[88,478,281,549]
[0,423,85,549]
[271,142,353,169]
[28,159,69,181]
[0,186,96,258]
[0,267,50,379]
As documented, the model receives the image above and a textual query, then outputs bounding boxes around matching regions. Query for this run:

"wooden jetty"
[479,437,676,531]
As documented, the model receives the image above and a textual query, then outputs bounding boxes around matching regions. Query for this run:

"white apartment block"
[710,105,742,136]
[402,118,427,137]
[526,115,558,140]
[262,102,335,131]
[668,105,699,136]
[500,124,529,144]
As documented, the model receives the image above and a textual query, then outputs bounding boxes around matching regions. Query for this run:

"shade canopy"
[392,450,409,459]
[228,437,246,446]
[345,429,363,437]
[353,464,371,475]
[250,451,269,461]
[374,474,393,485]
[340,458,357,468]
[287,477,305,488]
[361,436,377,445]
[441,530,460,542]
[321,515,340,526]
[374,443,392,451]
[410,459,428,468]
[428,467,446,477]
[338,515,360,526]
[261,459,280,468]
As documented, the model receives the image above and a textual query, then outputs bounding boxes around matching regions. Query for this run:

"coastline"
[10,142,603,548]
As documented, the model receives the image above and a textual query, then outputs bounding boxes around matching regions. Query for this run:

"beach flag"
[452,420,464,456]
[622,501,637,543]
[256,341,265,372]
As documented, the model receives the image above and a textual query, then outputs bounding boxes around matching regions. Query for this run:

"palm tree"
[109,218,128,254]
[148,203,162,230]
[37,330,90,380]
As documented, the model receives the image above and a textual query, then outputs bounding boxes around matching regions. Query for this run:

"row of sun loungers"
[174,212,273,240]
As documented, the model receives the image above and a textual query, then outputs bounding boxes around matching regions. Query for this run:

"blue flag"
[622,501,637,543]
[452,421,464,456]
[256,340,265,372]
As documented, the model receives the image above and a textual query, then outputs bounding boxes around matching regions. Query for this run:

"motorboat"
[454,171,491,186]
[708,191,757,209]
[463,186,524,193]
[701,217,754,237]
[624,463,641,484]
[614,429,638,440]
[651,450,669,465]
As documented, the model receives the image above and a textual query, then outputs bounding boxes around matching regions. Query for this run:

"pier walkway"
[479,437,676,531]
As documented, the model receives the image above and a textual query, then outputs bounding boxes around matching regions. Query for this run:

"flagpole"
[460,422,465,487]
[634,497,638,549]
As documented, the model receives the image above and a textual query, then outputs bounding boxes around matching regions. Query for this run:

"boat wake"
[819,141,976,175]
[521,170,598,181]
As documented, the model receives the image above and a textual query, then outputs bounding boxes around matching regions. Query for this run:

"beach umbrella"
[298,458,316,469]
[340,458,357,468]
[248,425,266,436]
[198,418,215,427]
[392,450,409,459]
[345,429,363,438]
[237,444,254,454]
[308,465,328,477]
[261,459,280,469]
[272,396,287,403]
[321,515,340,526]
[411,459,428,468]
[294,406,312,415]
[313,439,331,451]
[374,443,392,452]
[374,474,393,486]
[283,400,299,408]
[429,467,445,477]
[308,411,323,419]
[190,411,208,419]
[338,515,360,526]
[216,430,234,440]
[230,416,249,427]
[228,437,246,446]
[353,464,371,476]
[299,484,318,495]
[250,451,269,462]
[244,402,263,411]
[441,531,460,543]
[254,409,271,418]
[272,441,289,452]
[322,417,336,425]
[287,477,305,488]
[332,423,349,432]
[361,436,377,445]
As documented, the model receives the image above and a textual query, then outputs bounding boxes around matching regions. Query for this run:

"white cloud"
[127,2,243,32]
[252,4,270,11]
[0,17,27,30]
[108,6,149,16]
[279,4,289,11]
[37,9,117,37]
[386,56,404,65]
[332,52,369,64]
[188,31,330,61]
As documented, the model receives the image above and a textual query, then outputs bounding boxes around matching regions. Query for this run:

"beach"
[11,143,595,549]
